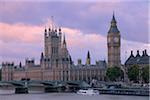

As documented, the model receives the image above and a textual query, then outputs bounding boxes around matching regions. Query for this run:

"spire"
[108,12,120,34]
[63,34,66,45]
[111,11,116,23]
[44,26,47,33]
[86,50,91,65]
[62,34,67,49]
[19,62,22,68]
[87,50,90,59]
[41,52,44,59]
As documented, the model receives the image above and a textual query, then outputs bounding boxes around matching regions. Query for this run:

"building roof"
[125,50,150,66]
[72,60,106,69]
[108,26,120,33]
[108,13,120,34]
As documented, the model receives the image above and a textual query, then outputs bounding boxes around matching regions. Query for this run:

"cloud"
[0,22,149,65]
[121,39,150,63]
[63,27,150,64]
[0,1,148,44]
[0,22,43,43]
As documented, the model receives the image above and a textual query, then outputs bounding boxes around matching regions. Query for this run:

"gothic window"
[66,58,69,61]
[56,59,58,67]
[62,58,65,61]
[63,71,65,81]
[66,71,68,81]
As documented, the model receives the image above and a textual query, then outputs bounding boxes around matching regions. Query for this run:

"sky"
[0,0,149,66]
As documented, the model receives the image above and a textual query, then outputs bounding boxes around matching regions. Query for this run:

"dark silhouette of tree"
[106,66,124,81]
[127,65,139,83]
[141,66,149,83]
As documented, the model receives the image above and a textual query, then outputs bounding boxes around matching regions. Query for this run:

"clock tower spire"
[107,12,121,67]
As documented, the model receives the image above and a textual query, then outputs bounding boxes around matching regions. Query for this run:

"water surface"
[0,90,148,100]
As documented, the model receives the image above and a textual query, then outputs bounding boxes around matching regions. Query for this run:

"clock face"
[114,37,119,42]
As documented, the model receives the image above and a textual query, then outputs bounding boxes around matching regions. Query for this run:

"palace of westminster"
[1,14,149,82]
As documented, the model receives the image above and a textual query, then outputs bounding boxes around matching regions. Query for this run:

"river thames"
[0,90,148,100]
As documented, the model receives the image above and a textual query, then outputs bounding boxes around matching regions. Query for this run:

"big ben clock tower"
[107,13,121,67]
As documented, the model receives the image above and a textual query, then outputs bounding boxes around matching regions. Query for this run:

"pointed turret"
[19,62,22,68]
[63,34,67,48]
[108,12,120,33]
[45,27,47,33]
[59,27,62,36]
[41,52,44,59]
[61,34,69,57]
[44,27,47,37]
[59,28,61,32]
[87,51,90,59]
[86,51,91,65]
[111,12,116,23]
[48,27,51,35]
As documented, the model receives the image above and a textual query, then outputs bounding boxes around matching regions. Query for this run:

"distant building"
[1,24,107,82]
[2,14,124,82]
[124,50,149,83]
[107,13,121,67]
[125,50,150,68]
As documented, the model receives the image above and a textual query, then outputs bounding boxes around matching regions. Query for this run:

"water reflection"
[0,89,148,100]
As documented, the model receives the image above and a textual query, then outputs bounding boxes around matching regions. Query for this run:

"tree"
[106,66,124,81]
[141,66,149,83]
[127,65,140,83]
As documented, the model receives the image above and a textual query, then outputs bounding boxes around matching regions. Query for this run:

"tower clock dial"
[114,37,119,42]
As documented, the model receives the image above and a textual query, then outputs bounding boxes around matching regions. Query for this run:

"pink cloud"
[0,22,43,43]
[0,22,149,65]
[59,27,150,64]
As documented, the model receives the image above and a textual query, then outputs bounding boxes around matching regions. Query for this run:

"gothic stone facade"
[2,28,106,82]
[107,13,121,67]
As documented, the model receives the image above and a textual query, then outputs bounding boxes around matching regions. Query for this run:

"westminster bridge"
[0,80,149,96]
[0,80,91,94]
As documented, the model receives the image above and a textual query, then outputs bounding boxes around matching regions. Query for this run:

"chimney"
[145,49,148,56]
[142,50,145,56]
[136,50,140,57]
[130,50,134,57]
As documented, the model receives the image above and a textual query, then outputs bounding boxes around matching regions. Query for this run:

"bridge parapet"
[0,80,90,93]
